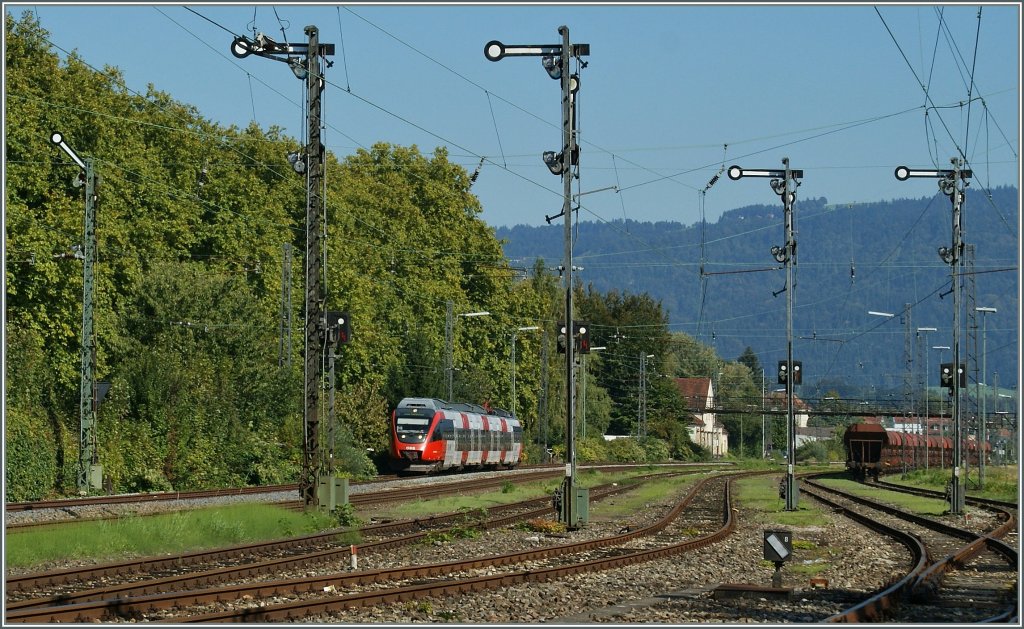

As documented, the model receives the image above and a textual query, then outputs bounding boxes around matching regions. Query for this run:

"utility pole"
[896,160,971,514]
[976,307,996,488]
[638,353,654,439]
[50,132,103,494]
[965,244,978,486]
[637,352,643,437]
[540,330,549,454]
[232,26,334,508]
[729,158,802,510]
[761,368,767,458]
[486,27,589,528]
[902,303,912,477]
[510,326,539,417]
[917,327,937,470]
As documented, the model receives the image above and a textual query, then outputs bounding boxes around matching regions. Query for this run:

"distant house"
[765,389,812,428]
[674,377,728,457]
[795,426,835,448]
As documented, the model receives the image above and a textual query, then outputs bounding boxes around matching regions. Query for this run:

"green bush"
[796,441,829,463]
[576,436,609,462]
[4,407,59,501]
[638,436,671,463]
[604,437,646,463]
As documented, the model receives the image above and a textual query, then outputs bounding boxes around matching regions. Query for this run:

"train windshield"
[395,409,433,443]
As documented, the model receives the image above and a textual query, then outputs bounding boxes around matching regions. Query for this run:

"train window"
[395,411,431,444]
[431,419,454,443]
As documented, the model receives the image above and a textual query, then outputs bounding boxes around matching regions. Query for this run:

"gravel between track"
[5,471,1006,624]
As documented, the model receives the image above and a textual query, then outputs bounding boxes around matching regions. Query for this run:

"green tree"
[737,347,763,381]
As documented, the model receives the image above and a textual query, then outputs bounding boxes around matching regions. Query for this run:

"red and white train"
[388,397,523,473]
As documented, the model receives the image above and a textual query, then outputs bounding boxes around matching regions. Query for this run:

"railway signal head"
[576,322,590,354]
[777,361,802,386]
[940,363,965,390]
[556,322,590,353]
[325,311,352,345]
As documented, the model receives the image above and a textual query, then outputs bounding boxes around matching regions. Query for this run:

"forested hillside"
[499,188,1019,401]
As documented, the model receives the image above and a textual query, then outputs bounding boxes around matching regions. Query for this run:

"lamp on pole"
[510,326,540,417]
[868,310,906,475]
[445,301,490,402]
[974,307,996,488]
[932,345,951,469]
[917,327,937,469]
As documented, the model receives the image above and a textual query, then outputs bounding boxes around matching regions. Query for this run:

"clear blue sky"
[7,2,1021,228]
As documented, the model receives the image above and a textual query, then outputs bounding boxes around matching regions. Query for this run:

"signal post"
[895,160,971,515]
[729,159,803,510]
[486,27,590,528]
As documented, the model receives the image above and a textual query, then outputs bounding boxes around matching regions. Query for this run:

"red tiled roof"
[764,390,811,411]
[674,378,712,409]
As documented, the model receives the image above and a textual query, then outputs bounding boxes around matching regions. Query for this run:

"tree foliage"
[4,13,733,499]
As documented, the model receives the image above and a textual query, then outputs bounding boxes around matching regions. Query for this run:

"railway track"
[14,466,1004,623]
[3,470,554,531]
[4,484,302,513]
[4,463,729,531]
[4,470,574,599]
[4,470,738,623]
[803,477,1018,623]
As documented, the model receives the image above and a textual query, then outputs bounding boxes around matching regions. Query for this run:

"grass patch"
[5,504,345,571]
[885,465,1018,502]
[373,469,663,520]
[815,477,948,516]
[733,474,827,528]
[588,473,702,519]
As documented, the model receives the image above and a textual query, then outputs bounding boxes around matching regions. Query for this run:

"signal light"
[324,311,352,345]
[577,322,590,354]
[940,363,965,390]
[777,360,802,385]
[556,322,591,354]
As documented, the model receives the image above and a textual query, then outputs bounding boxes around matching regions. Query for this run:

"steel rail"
[8,471,755,623]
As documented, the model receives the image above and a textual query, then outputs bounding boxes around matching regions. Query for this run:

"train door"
[437,415,455,468]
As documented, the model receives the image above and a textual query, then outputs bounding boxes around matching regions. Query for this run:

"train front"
[389,404,441,472]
